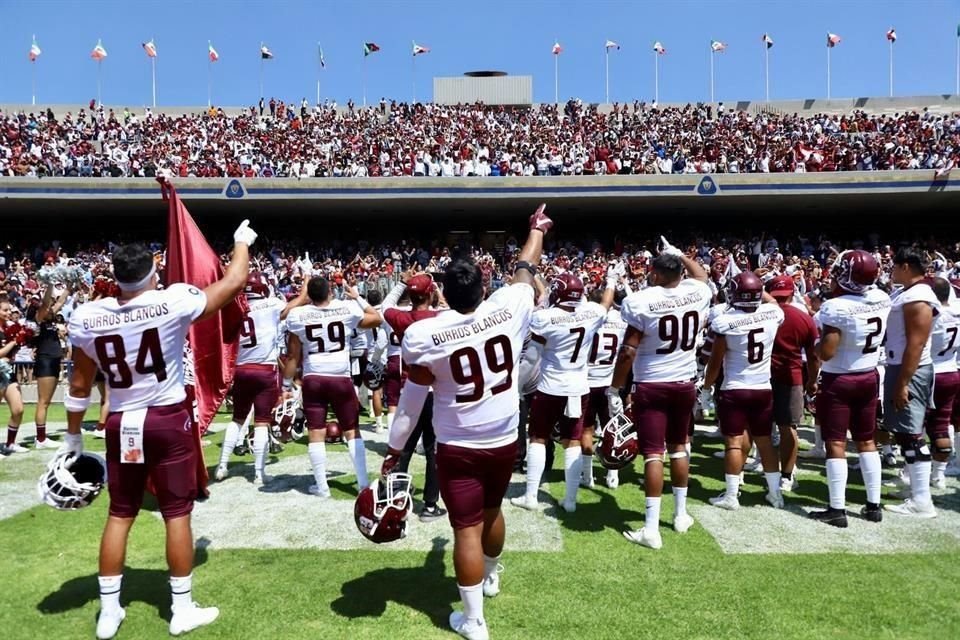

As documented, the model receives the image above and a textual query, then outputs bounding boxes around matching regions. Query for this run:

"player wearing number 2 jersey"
[383,205,550,640]
[609,240,711,551]
[284,277,382,498]
[63,219,258,639]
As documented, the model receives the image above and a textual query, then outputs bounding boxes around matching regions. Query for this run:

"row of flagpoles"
[21,30,960,107]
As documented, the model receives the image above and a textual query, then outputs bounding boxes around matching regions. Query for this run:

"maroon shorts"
[436,441,517,529]
[819,370,880,442]
[384,355,402,407]
[926,371,960,441]
[583,386,611,432]
[105,404,197,521]
[232,364,280,423]
[718,389,774,437]
[631,381,696,455]
[302,375,359,433]
[528,391,587,441]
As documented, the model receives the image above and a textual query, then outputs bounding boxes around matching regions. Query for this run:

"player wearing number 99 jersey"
[284,276,382,498]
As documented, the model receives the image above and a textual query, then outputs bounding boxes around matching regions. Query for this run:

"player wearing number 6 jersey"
[284,278,382,497]
[384,205,550,640]
[810,250,891,527]
[609,239,711,550]
[704,272,785,511]
[63,220,258,639]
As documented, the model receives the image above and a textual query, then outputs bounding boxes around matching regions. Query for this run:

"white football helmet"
[37,451,107,510]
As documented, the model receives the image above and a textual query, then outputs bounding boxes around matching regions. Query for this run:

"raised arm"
[512,203,552,287]
[198,220,257,322]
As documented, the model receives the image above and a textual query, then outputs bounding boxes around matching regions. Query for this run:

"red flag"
[159,178,247,492]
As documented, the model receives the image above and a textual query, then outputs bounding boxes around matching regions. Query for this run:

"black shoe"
[860,502,883,523]
[809,507,849,528]
[419,504,447,523]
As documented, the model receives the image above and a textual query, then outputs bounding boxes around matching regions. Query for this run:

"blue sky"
[1,0,959,107]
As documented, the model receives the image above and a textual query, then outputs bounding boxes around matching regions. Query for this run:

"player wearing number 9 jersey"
[63,218,257,639]
[382,204,550,640]
[284,276,382,498]
[610,247,711,550]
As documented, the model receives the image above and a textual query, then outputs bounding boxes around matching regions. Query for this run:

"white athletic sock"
[933,460,948,482]
[764,471,782,496]
[169,573,193,610]
[724,473,740,499]
[909,461,932,504]
[458,582,484,622]
[859,451,882,504]
[483,554,500,581]
[375,415,384,428]
[563,446,581,503]
[825,458,847,510]
[386,412,395,430]
[219,421,241,467]
[347,438,369,490]
[308,442,328,491]
[644,496,661,533]
[813,425,823,449]
[525,443,546,500]
[580,454,593,481]
[252,426,268,474]
[98,575,122,615]
[673,486,688,517]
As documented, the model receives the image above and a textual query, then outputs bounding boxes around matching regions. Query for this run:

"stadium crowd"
[2,98,959,178]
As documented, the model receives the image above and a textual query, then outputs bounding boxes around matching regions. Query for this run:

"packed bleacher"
[2,98,959,178]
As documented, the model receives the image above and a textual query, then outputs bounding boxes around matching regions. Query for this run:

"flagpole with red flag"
[159,177,248,495]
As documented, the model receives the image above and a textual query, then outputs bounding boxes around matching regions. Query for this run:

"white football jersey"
[818,289,892,374]
[931,304,960,374]
[621,278,712,383]
[587,308,629,388]
[285,300,365,378]
[350,326,372,358]
[403,283,535,448]
[384,306,408,358]
[68,283,206,412]
[886,283,940,366]
[236,296,286,366]
[712,303,784,390]
[530,301,607,396]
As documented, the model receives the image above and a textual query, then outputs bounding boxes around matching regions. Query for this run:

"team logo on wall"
[223,179,246,199]
[696,176,718,195]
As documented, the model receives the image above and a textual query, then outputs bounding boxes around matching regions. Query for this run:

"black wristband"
[514,261,537,276]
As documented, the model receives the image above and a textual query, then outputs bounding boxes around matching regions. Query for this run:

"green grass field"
[2,404,960,640]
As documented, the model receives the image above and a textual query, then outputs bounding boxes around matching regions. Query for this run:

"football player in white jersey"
[704,271,785,510]
[383,205,551,640]
[379,288,408,431]
[926,278,960,489]
[883,248,939,517]
[608,237,711,550]
[62,220,257,639]
[216,271,301,484]
[808,250,891,527]
[581,287,628,489]
[284,277,382,497]
[511,270,615,513]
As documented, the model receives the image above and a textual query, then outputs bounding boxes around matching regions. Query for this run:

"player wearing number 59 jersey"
[610,247,711,550]
[285,277,382,497]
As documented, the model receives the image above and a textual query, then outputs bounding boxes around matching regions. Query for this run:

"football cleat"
[449,612,489,640]
[579,471,595,489]
[6,443,29,453]
[860,503,883,523]
[419,504,447,523]
[253,472,271,486]
[96,607,125,639]
[35,438,59,450]
[931,475,947,491]
[673,513,695,533]
[709,493,740,511]
[622,528,663,550]
[91,429,107,439]
[765,492,785,509]
[510,495,540,511]
[809,507,849,528]
[605,470,619,489]
[743,456,762,473]
[308,484,331,498]
[482,563,503,598]
[169,603,219,636]
[780,473,799,493]
[882,451,899,467]
[885,499,937,518]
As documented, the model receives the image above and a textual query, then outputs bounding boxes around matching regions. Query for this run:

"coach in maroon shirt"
[767,276,820,491]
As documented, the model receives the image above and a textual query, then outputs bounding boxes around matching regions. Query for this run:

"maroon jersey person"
[63,220,257,639]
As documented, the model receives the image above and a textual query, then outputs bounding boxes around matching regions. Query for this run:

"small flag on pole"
[653,41,666,54]
[552,41,562,55]
[319,45,326,68]
[762,34,774,49]
[827,33,841,48]
[260,44,273,59]
[363,42,380,56]
[208,41,219,62]
[91,39,108,60]
[710,40,727,52]
[886,28,897,42]
[29,35,41,61]
[142,40,157,58]
[412,41,430,56]
[605,40,620,50]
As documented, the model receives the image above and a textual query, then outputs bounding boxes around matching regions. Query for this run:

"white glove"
[233,219,258,247]
[64,432,84,455]
[605,386,624,416]
[660,235,683,257]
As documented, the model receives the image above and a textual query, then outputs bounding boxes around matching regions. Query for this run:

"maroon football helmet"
[831,250,879,294]
[727,271,764,310]
[549,273,584,309]
[354,473,413,544]
[325,421,344,444]
[245,271,270,297]
[596,412,639,470]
